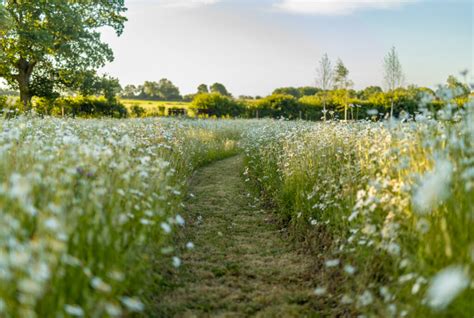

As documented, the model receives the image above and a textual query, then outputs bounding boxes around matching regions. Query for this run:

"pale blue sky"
[101,0,473,96]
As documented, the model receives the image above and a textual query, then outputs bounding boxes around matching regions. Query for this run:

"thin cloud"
[158,0,221,8]
[275,0,418,15]
[127,0,221,9]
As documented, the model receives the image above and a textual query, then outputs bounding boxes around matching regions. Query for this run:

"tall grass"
[0,117,240,317]
[242,97,473,316]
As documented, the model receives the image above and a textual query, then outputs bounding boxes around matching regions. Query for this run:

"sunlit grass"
[120,99,194,117]
[0,117,240,317]
[242,98,473,316]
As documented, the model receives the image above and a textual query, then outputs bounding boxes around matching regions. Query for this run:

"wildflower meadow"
[241,93,474,317]
[0,0,472,317]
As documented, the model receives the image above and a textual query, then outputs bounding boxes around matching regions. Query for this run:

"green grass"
[1,96,472,317]
[241,108,474,317]
[152,156,323,317]
[120,99,194,116]
[0,117,242,317]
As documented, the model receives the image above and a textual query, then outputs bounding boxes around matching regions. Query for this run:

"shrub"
[255,94,301,119]
[192,93,244,118]
[34,97,129,118]
[130,104,146,118]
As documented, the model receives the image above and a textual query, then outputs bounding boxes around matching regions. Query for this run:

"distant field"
[120,99,195,116]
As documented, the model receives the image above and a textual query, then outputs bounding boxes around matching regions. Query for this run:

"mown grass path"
[155,156,316,317]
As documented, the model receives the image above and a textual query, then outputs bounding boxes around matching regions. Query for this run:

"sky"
[100,0,473,96]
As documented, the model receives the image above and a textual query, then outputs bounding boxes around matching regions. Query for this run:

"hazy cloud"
[275,0,417,15]
[158,0,221,8]
[128,0,221,9]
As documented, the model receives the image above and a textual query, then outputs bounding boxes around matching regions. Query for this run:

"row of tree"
[189,75,470,121]
[0,1,471,119]
[315,47,404,120]
[120,81,232,101]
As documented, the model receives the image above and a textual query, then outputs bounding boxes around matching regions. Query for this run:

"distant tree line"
[1,28,471,121]
[188,48,471,120]
[121,81,232,102]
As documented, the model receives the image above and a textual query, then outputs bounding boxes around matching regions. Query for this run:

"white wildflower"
[325,259,340,268]
[44,217,61,231]
[386,242,401,256]
[105,303,122,317]
[160,222,172,234]
[314,286,327,296]
[412,159,453,214]
[172,256,181,268]
[357,290,374,307]
[175,214,185,226]
[344,265,356,275]
[121,297,144,312]
[341,294,353,304]
[416,218,430,234]
[426,266,469,310]
[91,277,111,293]
[65,304,84,317]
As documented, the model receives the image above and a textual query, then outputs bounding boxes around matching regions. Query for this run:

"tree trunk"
[19,85,32,111]
[390,98,394,119]
[323,98,327,122]
[16,58,35,112]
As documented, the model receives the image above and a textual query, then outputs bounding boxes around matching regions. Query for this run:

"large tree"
[157,78,181,101]
[272,87,301,98]
[383,46,404,118]
[0,0,127,110]
[122,84,139,99]
[197,84,209,94]
[142,81,160,99]
[316,53,333,121]
[210,83,231,97]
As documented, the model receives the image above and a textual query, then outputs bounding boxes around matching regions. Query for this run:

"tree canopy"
[0,0,127,109]
[197,84,209,94]
[121,79,182,101]
[210,83,231,97]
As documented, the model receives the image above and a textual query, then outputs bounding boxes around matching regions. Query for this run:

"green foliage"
[0,0,127,108]
[192,93,243,117]
[125,79,182,101]
[299,86,321,96]
[183,94,196,102]
[210,83,232,97]
[256,94,301,119]
[0,3,9,30]
[121,84,139,99]
[271,87,320,99]
[334,59,351,89]
[130,105,146,118]
[156,78,182,101]
[34,96,128,118]
[78,73,122,103]
[358,86,383,99]
[197,84,209,94]
[272,87,301,98]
